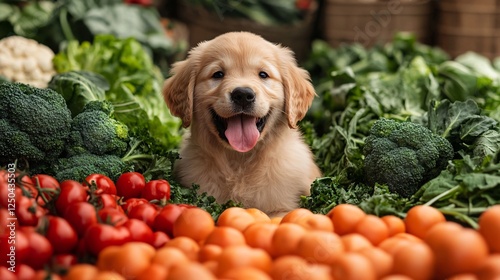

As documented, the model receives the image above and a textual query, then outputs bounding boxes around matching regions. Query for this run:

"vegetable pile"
[1,171,499,279]
[300,33,500,228]
[1,4,500,276]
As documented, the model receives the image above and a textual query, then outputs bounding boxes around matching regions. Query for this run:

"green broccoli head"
[67,101,129,156]
[363,118,454,197]
[0,82,72,165]
[53,153,131,182]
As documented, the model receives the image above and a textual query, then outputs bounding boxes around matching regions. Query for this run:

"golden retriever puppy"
[163,32,321,216]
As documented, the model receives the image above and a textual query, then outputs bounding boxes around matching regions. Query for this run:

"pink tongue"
[224,115,260,152]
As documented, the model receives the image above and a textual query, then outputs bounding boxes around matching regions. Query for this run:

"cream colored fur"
[163,32,321,216]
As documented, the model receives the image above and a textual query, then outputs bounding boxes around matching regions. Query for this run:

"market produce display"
[1,0,500,277]
[1,170,499,279]
[300,34,500,228]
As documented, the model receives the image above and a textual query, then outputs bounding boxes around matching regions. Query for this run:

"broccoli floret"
[363,118,454,197]
[53,153,131,182]
[0,82,72,166]
[67,100,129,156]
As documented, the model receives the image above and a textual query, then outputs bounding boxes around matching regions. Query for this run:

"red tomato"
[14,264,36,280]
[0,185,22,210]
[121,197,149,213]
[0,266,15,280]
[141,179,171,201]
[95,194,121,210]
[0,229,29,266]
[63,202,98,237]
[152,231,170,249]
[98,207,128,226]
[0,209,18,235]
[55,180,88,215]
[122,219,154,245]
[116,172,146,199]
[22,230,53,270]
[84,174,116,195]
[31,174,60,205]
[83,224,131,256]
[45,216,78,254]
[127,203,158,228]
[153,204,185,237]
[0,170,35,208]
[15,196,45,227]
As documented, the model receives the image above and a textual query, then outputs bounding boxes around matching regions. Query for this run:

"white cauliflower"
[0,36,56,88]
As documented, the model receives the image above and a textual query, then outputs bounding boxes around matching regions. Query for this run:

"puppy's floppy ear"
[163,57,196,128]
[280,48,316,129]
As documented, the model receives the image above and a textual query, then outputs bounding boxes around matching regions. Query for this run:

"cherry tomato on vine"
[0,209,17,235]
[127,203,158,228]
[153,204,185,237]
[0,267,15,280]
[55,180,88,215]
[95,194,121,211]
[63,201,98,237]
[14,264,35,280]
[121,197,149,213]
[45,216,79,254]
[83,174,116,195]
[83,224,131,256]
[22,230,53,270]
[0,185,21,210]
[32,174,60,205]
[0,171,36,208]
[0,229,29,265]
[141,179,171,201]
[122,219,154,245]
[116,172,146,199]
[152,231,170,249]
[15,196,45,227]
[98,207,128,226]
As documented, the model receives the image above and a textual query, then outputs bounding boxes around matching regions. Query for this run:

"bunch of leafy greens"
[50,35,182,151]
[0,1,55,39]
[300,33,500,227]
[0,0,184,74]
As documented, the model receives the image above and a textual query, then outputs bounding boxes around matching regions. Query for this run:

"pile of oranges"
[64,204,500,280]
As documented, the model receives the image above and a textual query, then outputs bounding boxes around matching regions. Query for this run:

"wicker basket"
[437,0,500,58]
[321,0,434,47]
[176,2,317,62]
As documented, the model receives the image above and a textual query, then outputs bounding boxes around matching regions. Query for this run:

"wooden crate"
[321,0,434,47]
[437,0,500,58]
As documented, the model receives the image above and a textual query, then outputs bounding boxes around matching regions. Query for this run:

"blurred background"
[155,0,499,62]
[1,0,498,68]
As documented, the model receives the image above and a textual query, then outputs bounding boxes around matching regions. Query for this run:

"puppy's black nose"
[231,87,255,108]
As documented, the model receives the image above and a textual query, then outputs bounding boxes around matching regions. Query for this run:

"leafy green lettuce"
[52,35,182,150]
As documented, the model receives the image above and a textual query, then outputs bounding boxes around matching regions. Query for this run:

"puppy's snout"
[231,87,255,108]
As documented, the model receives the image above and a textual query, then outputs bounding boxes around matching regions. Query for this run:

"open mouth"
[211,109,269,152]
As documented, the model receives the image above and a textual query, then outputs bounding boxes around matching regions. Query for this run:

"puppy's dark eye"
[212,71,224,79]
[259,71,269,79]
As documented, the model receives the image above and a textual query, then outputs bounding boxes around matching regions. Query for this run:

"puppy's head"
[163,32,315,153]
